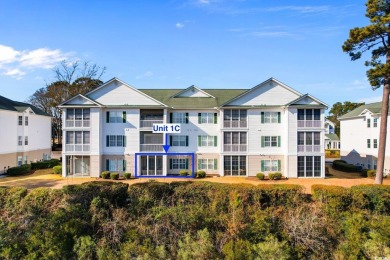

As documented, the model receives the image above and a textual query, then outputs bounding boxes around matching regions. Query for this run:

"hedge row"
[312,184,390,214]
[332,160,357,172]
[31,159,60,170]
[7,164,31,176]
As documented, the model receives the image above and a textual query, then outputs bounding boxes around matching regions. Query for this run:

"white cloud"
[251,31,292,37]
[356,96,382,104]
[136,71,153,79]
[0,44,72,79]
[197,0,210,4]
[176,22,185,28]
[264,5,330,14]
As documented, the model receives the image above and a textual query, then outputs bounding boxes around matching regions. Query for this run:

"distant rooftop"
[0,95,51,116]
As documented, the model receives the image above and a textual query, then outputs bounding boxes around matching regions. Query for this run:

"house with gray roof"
[0,96,51,173]
[59,77,328,178]
[339,102,389,172]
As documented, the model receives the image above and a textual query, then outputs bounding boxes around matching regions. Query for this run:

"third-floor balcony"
[65,120,90,128]
[297,120,321,128]
[297,145,321,152]
[140,109,164,129]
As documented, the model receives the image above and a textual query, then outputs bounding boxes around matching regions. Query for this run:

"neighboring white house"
[324,119,340,149]
[59,77,328,178]
[0,95,52,174]
[339,102,387,172]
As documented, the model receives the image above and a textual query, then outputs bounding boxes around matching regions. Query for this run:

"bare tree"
[27,60,106,146]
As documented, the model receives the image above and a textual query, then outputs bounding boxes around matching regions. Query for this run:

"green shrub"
[101,171,110,179]
[256,173,265,180]
[110,173,119,180]
[179,170,188,176]
[31,159,60,170]
[7,164,31,176]
[367,170,376,177]
[361,169,369,177]
[332,160,357,172]
[196,170,206,178]
[268,172,282,180]
[350,185,390,214]
[53,165,62,174]
[123,172,132,179]
[312,184,351,212]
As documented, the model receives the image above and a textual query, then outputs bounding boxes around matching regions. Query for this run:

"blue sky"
[0,0,379,110]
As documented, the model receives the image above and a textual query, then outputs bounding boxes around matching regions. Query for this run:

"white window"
[106,135,126,147]
[298,156,321,177]
[106,159,125,172]
[18,136,22,146]
[171,112,187,123]
[367,118,371,128]
[198,159,217,170]
[261,160,280,172]
[25,116,28,126]
[199,113,215,124]
[262,112,280,124]
[170,158,188,169]
[25,136,28,145]
[171,135,188,146]
[198,135,217,147]
[66,131,90,144]
[107,111,125,123]
[262,136,280,147]
[374,139,378,148]
[367,139,371,148]
[18,116,23,126]
[373,118,378,127]
[17,156,23,166]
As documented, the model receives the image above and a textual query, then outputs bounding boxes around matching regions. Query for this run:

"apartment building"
[339,102,390,173]
[59,77,327,178]
[324,119,340,149]
[0,95,51,174]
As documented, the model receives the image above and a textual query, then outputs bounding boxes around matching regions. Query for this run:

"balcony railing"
[297,145,321,152]
[65,144,90,152]
[140,120,164,128]
[297,120,321,128]
[223,144,247,152]
[223,120,247,128]
[140,144,164,152]
[65,120,90,128]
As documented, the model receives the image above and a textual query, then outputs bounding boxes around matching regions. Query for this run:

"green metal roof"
[139,89,247,109]
[339,102,382,120]
[0,96,50,116]
[325,133,340,141]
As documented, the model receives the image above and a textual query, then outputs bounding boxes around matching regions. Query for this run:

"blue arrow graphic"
[163,133,170,152]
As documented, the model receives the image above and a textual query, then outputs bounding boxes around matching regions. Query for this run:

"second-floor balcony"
[223,120,247,128]
[65,144,90,153]
[297,145,321,152]
[223,144,247,152]
[140,144,164,152]
[140,119,163,128]
[297,120,321,128]
[65,120,90,128]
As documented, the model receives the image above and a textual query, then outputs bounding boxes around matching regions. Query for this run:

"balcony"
[223,144,247,152]
[297,120,321,128]
[140,119,163,129]
[297,145,321,152]
[65,120,90,128]
[140,144,164,152]
[65,144,90,153]
[223,120,247,128]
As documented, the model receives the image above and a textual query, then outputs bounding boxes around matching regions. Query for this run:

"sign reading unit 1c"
[152,124,181,133]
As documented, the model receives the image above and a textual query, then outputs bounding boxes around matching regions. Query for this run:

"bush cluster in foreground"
[0,182,389,259]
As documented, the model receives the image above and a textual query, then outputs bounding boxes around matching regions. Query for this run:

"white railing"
[65,144,90,152]
[223,120,247,128]
[140,120,164,128]
[140,144,164,152]
[65,120,90,127]
[297,120,321,128]
[297,145,321,152]
[223,144,247,152]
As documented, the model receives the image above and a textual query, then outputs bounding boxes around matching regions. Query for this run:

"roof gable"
[286,94,328,107]
[172,86,215,98]
[222,78,301,107]
[86,78,166,106]
[61,94,101,106]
